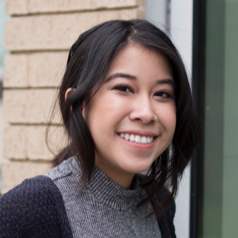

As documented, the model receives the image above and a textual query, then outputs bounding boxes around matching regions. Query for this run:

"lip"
[117,133,157,151]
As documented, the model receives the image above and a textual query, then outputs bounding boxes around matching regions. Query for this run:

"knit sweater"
[45,157,161,238]
[0,161,176,238]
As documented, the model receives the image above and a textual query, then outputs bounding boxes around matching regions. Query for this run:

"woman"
[0,19,200,238]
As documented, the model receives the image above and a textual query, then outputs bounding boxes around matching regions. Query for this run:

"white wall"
[146,0,167,32]
[170,1,193,237]
[146,1,194,238]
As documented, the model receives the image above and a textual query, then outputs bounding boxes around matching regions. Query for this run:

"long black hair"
[48,19,200,215]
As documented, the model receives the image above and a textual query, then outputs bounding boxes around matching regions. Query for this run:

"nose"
[129,95,157,124]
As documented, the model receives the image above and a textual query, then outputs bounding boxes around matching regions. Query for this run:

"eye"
[113,85,133,93]
[154,91,173,99]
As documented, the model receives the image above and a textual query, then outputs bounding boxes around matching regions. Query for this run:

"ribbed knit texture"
[46,157,162,238]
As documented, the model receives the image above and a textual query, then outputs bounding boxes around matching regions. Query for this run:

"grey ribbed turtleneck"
[46,157,161,238]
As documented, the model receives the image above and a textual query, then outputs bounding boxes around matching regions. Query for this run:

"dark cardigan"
[0,176,176,238]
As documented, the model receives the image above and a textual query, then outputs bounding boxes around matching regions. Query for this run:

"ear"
[65,88,75,101]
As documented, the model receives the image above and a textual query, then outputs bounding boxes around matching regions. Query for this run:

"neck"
[95,163,135,189]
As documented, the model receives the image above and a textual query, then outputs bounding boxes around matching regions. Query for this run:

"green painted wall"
[202,0,238,237]
[222,0,238,237]
[203,0,225,237]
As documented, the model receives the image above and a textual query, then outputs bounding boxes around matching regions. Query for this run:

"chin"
[124,163,152,175]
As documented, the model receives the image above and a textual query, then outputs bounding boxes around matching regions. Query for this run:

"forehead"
[105,42,173,81]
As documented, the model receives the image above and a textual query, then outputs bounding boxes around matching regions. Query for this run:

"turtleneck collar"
[89,167,143,211]
[69,157,143,211]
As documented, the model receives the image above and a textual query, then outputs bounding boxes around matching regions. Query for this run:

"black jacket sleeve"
[157,188,176,238]
[158,197,176,238]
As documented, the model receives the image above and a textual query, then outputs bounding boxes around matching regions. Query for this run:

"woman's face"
[82,43,176,188]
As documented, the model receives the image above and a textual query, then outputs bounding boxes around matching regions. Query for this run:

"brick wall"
[1,0,145,193]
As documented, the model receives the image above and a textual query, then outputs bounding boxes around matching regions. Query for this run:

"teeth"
[141,136,147,144]
[135,135,140,143]
[119,133,154,144]
[129,134,135,142]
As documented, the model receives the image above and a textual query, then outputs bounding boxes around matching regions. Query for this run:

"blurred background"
[0,0,5,195]
[0,0,238,237]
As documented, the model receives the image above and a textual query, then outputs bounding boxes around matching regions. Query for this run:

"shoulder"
[0,176,72,237]
[157,187,176,220]
[137,174,176,237]
[46,157,83,198]
[46,157,79,185]
[0,175,62,210]
[157,187,176,238]
[46,157,74,181]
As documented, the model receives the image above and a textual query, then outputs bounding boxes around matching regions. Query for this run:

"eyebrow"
[105,72,175,88]
[105,73,136,82]
[155,78,175,88]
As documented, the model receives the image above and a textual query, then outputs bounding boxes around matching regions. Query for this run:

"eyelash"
[154,91,172,99]
[113,85,173,99]
[113,85,133,93]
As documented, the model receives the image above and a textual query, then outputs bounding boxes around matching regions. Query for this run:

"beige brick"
[4,52,67,87]
[27,126,50,159]
[3,126,27,159]
[4,54,28,87]
[0,100,6,165]
[28,53,67,87]
[137,0,145,19]
[4,125,67,160]
[27,125,67,160]
[5,9,139,51]
[3,89,61,124]
[6,0,138,15]
[5,0,28,15]
[1,161,50,194]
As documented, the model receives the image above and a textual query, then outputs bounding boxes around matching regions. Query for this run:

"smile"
[119,133,154,144]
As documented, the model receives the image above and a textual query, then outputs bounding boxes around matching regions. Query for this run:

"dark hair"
[48,19,200,216]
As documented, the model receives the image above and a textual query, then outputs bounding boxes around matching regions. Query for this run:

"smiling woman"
[80,43,176,189]
[0,19,200,238]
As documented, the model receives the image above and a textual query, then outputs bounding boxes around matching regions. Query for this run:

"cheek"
[90,93,128,119]
[168,107,177,132]
[82,95,123,135]
[158,104,176,133]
